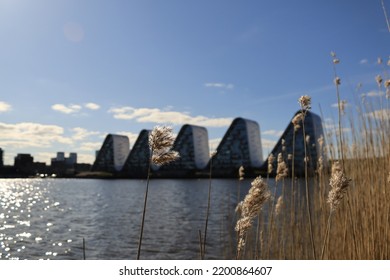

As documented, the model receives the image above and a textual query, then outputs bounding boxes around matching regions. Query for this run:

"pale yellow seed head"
[328,161,351,212]
[340,100,347,115]
[275,196,283,217]
[318,134,324,151]
[235,176,271,254]
[276,153,288,182]
[239,165,245,181]
[267,153,275,174]
[149,126,180,166]
[298,95,311,110]
[376,75,383,87]
[292,113,303,131]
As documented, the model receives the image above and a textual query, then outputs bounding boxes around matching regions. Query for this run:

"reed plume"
[149,126,180,165]
[275,153,288,182]
[292,112,303,131]
[235,176,271,259]
[385,80,390,99]
[239,165,245,181]
[376,75,383,88]
[317,135,325,174]
[321,161,351,259]
[328,161,351,213]
[298,95,311,110]
[275,196,283,217]
[267,153,275,175]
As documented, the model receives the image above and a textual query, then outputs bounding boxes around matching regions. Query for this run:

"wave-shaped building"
[210,118,263,177]
[91,134,130,174]
[263,110,326,176]
[157,125,209,177]
[120,130,151,178]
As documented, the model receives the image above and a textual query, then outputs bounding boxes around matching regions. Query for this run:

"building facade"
[120,130,151,178]
[210,118,263,177]
[91,134,130,173]
[158,125,209,177]
[263,110,326,176]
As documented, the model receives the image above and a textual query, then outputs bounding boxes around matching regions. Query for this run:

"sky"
[0,0,389,165]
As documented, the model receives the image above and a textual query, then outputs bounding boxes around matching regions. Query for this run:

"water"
[0,178,272,260]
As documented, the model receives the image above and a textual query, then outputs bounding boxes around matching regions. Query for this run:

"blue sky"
[0,0,389,165]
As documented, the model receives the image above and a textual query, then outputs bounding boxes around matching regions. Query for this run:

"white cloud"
[261,138,277,150]
[71,127,100,141]
[79,141,102,151]
[359,58,368,64]
[322,118,351,136]
[85,102,100,110]
[0,122,73,149]
[76,153,95,164]
[331,101,351,108]
[204,83,234,90]
[365,109,390,120]
[361,90,384,98]
[52,103,101,114]
[0,101,12,112]
[262,130,283,137]
[34,152,57,164]
[108,106,233,127]
[209,138,221,152]
[52,104,82,114]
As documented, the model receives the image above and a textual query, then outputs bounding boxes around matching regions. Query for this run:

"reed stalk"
[137,126,179,260]
[137,159,151,260]
[298,95,316,260]
[201,154,214,259]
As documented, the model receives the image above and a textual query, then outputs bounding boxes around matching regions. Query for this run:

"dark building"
[91,134,130,173]
[0,148,3,167]
[210,118,263,177]
[51,152,78,176]
[14,153,34,176]
[158,125,210,177]
[120,130,150,178]
[263,110,326,176]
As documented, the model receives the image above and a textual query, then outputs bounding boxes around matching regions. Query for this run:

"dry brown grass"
[234,56,390,260]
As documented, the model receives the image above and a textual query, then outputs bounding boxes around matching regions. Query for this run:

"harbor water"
[0,178,274,260]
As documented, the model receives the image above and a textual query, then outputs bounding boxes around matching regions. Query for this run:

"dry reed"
[235,176,271,259]
[137,125,179,260]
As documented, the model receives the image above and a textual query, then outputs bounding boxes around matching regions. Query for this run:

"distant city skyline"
[1,0,389,165]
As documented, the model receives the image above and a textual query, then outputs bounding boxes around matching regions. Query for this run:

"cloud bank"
[108,106,233,127]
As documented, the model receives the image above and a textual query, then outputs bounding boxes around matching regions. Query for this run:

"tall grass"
[234,56,390,260]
